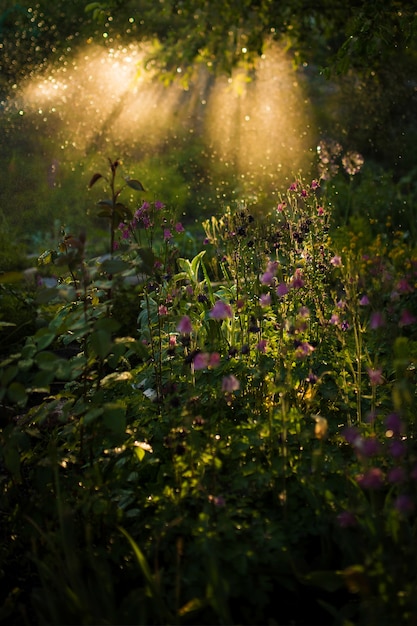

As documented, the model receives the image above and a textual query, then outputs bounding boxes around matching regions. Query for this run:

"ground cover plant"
[1,156,417,625]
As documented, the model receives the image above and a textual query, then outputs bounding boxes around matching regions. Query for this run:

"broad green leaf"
[95,317,121,333]
[1,365,18,386]
[100,258,131,274]
[103,402,126,435]
[34,329,56,351]
[7,382,28,405]
[34,351,60,371]
[83,407,103,424]
[3,445,21,478]
[0,271,24,284]
[101,371,133,387]
[125,178,145,191]
[89,329,113,360]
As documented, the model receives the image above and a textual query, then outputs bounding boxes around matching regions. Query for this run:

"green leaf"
[103,402,126,435]
[100,258,131,274]
[137,247,156,274]
[302,570,344,593]
[118,526,166,611]
[125,178,146,191]
[1,365,18,386]
[88,172,103,187]
[7,382,28,405]
[89,329,113,360]
[0,271,24,284]
[3,445,21,478]
[34,329,56,351]
[95,317,121,333]
[34,351,60,371]
[83,407,103,425]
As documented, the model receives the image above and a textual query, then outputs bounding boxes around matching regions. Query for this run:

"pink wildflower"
[330,255,342,267]
[193,352,210,370]
[256,339,268,353]
[175,222,185,233]
[359,295,370,306]
[222,374,240,393]
[367,368,383,386]
[387,467,406,484]
[261,271,274,285]
[260,293,271,307]
[399,309,416,326]
[396,278,413,294]
[370,311,385,329]
[385,413,404,436]
[210,300,233,320]
[356,467,384,490]
[389,440,406,458]
[394,494,414,515]
[163,228,173,241]
[158,305,168,316]
[208,352,220,368]
[295,341,314,359]
[337,511,357,528]
[177,315,192,334]
[291,269,304,289]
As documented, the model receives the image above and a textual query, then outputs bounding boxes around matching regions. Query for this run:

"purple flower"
[222,374,240,393]
[193,352,209,370]
[210,300,233,320]
[367,368,383,386]
[396,278,413,294]
[208,352,220,368]
[330,255,342,267]
[158,305,168,316]
[355,436,381,458]
[394,494,414,515]
[359,295,370,306]
[337,511,357,528]
[193,352,220,370]
[163,228,173,241]
[209,494,226,508]
[261,271,274,285]
[177,315,192,334]
[399,309,416,327]
[370,312,385,329]
[295,341,314,359]
[343,426,360,445]
[276,282,289,297]
[356,467,384,490]
[175,222,185,233]
[259,293,271,307]
[385,413,404,436]
[256,339,268,353]
[388,440,406,458]
[291,269,304,289]
[154,200,165,210]
[387,466,406,484]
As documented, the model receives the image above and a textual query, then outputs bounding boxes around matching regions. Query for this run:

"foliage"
[1,162,417,625]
